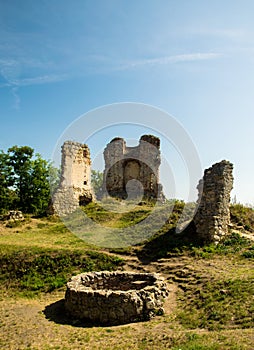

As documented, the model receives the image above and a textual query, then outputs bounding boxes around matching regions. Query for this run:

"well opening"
[80,272,156,291]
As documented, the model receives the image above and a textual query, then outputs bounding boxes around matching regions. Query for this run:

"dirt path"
[0,288,179,350]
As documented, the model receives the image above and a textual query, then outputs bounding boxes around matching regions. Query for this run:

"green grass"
[61,199,199,249]
[191,232,253,258]
[177,276,254,331]
[0,247,123,297]
[81,201,153,228]
[0,217,92,250]
[79,199,192,230]
[230,203,254,232]
[0,215,124,297]
[170,332,249,350]
[0,201,253,349]
[242,244,254,258]
[60,200,184,248]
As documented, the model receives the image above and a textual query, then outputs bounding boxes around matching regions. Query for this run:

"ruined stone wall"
[194,160,234,244]
[65,271,168,325]
[52,141,93,216]
[103,137,126,197]
[103,135,164,200]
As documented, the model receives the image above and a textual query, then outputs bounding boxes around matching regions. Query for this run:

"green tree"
[91,169,103,199]
[8,146,34,212]
[0,151,15,213]
[29,157,60,215]
[7,146,57,215]
[28,154,51,215]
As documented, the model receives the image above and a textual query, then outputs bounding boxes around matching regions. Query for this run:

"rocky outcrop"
[194,160,234,244]
[52,141,94,216]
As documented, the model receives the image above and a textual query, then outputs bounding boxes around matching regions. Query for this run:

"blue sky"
[0,0,254,204]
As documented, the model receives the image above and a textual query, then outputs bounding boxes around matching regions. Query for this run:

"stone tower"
[194,160,234,244]
[102,135,164,200]
[52,141,94,216]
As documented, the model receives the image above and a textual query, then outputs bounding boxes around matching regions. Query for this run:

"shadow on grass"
[136,221,203,263]
[43,299,95,328]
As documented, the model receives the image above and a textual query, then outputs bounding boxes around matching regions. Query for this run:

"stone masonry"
[102,135,164,200]
[52,138,234,246]
[194,160,234,244]
[52,141,93,216]
[65,271,168,325]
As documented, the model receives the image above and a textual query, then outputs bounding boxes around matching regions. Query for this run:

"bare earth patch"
[0,291,253,350]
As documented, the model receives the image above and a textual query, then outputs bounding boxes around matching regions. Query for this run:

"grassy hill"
[0,201,253,349]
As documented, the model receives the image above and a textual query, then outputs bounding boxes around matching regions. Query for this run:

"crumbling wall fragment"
[52,141,93,216]
[194,160,234,243]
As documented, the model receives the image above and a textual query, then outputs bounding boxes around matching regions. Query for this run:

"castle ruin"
[52,136,234,245]
[102,135,164,200]
[52,141,94,217]
[194,160,234,244]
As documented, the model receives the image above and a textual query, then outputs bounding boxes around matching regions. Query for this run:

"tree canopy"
[0,146,59,216]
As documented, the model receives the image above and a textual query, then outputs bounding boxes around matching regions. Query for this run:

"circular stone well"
[65,271,169,325]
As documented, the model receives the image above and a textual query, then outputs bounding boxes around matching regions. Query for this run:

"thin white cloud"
[0,58,63,86]
[0,52,222,103]
[0,73,68,88]
[197,28,253,42]
[0,53,222,87]
[12,74,68,87]
[0,57,68,109]
[11,87,21,110]
[0,58,68,90]
[118,52,222,70]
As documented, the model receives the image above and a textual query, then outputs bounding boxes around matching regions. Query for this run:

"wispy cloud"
[117,52,222,71]
[0,73,67,110]
[11,87,21,110]
[0,58,66,87]
[0,57,69,108]
[11,74,68,87]
[0,51,222,110]
[194,28,253,42]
